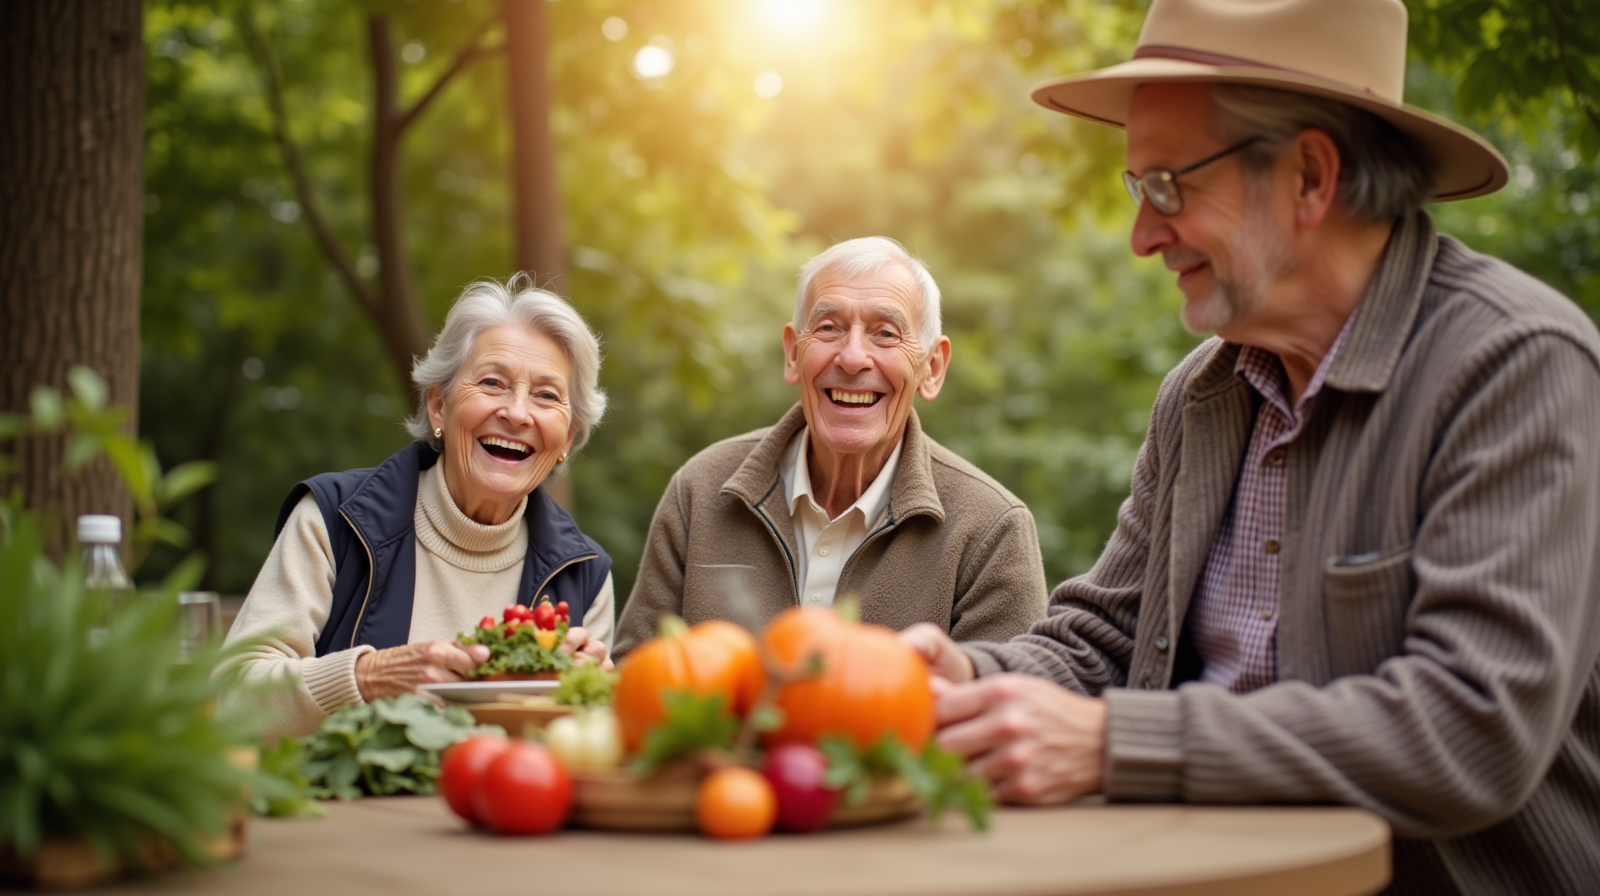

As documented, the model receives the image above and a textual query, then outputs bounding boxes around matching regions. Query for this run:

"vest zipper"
[340,508,377,650]
[532,553,599,606]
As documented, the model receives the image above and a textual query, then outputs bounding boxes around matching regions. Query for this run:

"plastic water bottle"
[80,514,132,645]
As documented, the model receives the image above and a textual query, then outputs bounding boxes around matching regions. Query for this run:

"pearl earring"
[433,427,443,439]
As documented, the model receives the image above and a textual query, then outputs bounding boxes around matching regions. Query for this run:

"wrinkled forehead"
[802,261,922,323]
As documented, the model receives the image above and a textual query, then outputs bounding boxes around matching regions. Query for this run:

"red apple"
[760,742,838,833]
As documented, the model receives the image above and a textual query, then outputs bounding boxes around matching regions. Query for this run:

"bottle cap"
[77,514,122,544]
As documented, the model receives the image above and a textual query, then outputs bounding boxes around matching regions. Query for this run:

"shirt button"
[1261,607,1274,620]
[1154,635,1170,651]
[1264,539,1281,554]
[809,594,822,604]
[1267,450,1286,466]
[818,545,830,557]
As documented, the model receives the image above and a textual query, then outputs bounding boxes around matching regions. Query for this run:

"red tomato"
[502,605,521,624]
[532,603,558,631]
[438,735,510,825]
[478,615,497,631]
[555,601,570,621]
[473,742,573,835]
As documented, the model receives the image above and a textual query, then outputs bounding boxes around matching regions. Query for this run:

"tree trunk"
[368,16,432,398]
[504,0,572,510]
[0,0,143,550]
[505,0,566,293]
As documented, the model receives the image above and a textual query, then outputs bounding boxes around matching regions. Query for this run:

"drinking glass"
[176,591,222,661]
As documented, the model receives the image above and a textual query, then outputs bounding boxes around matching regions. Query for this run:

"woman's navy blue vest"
[273,442,613,656]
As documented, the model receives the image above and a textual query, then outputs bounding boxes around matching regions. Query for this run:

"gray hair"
[794,237,942,351]
[404,273,607,461]
[1208,84,1438,223]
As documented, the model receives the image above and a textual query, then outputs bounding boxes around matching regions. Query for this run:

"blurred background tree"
[134,0,1597,606]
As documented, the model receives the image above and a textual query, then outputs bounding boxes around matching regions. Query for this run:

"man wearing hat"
[903,0,1600,890]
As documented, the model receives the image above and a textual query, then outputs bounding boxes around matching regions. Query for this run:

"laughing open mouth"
[479,436,532,461]
[828,389,882,407]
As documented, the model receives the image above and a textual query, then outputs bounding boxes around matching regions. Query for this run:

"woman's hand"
[355,639,491,702]
[900,622,977,683]
[561,626,613,671]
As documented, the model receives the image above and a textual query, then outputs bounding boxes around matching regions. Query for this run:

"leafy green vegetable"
[250,738,323,818]
[298,695,501,800]
[629,691,739,775]
[551,663,617,707]
[819,735,993,832]
[456,621,573,679]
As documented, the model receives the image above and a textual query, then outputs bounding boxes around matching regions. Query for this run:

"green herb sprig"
[629,691,740,775]
[819,734,993,831]
[551,663,617,707]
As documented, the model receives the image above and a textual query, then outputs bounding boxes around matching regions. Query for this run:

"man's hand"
[900,622,977,683]
[355,639,491,702]
[934,673,1108,805]
[562,626,613,671]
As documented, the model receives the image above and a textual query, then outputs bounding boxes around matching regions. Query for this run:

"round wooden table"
[122,796,1390,896]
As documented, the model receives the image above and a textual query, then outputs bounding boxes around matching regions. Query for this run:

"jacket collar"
[1186,212,1438,401]
[339,441,594,565]
[722,403,945,527]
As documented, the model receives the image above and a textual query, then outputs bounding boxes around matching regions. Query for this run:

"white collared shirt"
[780,426,903,608]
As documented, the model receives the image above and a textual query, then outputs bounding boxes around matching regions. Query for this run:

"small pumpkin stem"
[834,596,860,625]
[657,614,690,640]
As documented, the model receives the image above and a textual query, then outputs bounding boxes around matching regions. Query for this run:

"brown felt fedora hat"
[1030,0,1508,201]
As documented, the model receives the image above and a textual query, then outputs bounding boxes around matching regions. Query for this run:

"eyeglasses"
[1121,137,1261,216]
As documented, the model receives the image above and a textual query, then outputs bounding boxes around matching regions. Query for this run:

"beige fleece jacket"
[221,462,613,740]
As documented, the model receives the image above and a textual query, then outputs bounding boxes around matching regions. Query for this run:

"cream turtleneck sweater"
[220,462,614,740]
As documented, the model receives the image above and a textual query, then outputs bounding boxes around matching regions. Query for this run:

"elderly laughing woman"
[222,274,615,739]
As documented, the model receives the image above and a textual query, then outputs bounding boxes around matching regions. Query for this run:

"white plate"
[418,679,560,705]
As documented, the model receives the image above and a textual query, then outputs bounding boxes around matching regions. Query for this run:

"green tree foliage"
[140,0,1597,604]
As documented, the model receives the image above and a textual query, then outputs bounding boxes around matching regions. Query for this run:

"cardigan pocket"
[1323,544,1414,678]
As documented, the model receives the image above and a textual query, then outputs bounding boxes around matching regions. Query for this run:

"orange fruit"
[695,767,777,840]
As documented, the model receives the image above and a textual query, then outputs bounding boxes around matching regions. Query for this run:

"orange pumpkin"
[613,616,765,752]
[761,604,934,751]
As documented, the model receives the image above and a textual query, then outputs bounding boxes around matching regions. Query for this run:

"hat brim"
[1031,58,1508,202]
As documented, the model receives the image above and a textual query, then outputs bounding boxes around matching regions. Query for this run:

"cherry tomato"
[761,742,838,833]
[555,601,570,621]
[438,735,510,825]
[502,605,522,624]
[473,742,573,835]
[478,615,497,631]
[532,603,558,631]
[696,767,777,840]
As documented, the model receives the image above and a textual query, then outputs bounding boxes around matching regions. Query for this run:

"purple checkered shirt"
[1189,310,1360,693]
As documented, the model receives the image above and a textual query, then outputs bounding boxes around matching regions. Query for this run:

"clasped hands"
[355,626,611,703]
[900,623,1108,805]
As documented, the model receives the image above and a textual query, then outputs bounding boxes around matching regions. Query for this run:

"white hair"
[794,237,942,351]
[405,273,607,461]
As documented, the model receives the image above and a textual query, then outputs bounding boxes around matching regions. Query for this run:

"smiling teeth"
[830,390,878,405]
[480,437,531,456]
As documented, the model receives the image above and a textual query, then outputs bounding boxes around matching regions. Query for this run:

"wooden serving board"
[465,697,573,735]
[570,766,920,833]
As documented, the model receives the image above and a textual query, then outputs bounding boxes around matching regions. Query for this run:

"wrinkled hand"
[934,673,1107,805]
[355,639,490,703]
[562,626,613,671]
[900,622,976,683]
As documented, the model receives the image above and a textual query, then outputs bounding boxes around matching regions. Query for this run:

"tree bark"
[504,0,573,509]
[505,0,566,292]
[0,0,143,548]
[368,16,432,398]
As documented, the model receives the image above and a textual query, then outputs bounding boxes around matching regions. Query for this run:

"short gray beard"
[1179,198,1294,335]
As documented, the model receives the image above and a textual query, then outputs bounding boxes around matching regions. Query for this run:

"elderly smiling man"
[614,237,1047,656]
[904,0,1600,893]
